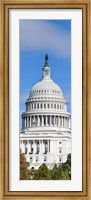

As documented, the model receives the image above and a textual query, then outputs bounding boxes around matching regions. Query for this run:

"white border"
[9,9,82,191]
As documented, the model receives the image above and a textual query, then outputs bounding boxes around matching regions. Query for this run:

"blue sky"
[20,20,71,128]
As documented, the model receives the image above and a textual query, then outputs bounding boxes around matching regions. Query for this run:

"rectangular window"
[59,157,61,162]
[44,157,47,161]
[36,157,38,162]
[45,70,48,75]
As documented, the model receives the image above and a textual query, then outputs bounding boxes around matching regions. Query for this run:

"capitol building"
[20,54,71,169]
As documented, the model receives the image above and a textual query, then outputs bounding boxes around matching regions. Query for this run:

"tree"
[50,164,61,180]
[50,163,71,180]
[59,163,71,180]
[66,153,71,166]
[20,153,31,180]
[33,163,51,180]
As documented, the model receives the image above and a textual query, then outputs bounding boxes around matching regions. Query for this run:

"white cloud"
[20,20,71,58]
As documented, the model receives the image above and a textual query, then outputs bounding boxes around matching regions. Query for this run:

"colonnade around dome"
[26,101,66,111]
[22,115,70,129]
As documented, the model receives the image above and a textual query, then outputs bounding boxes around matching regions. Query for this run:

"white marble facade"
[20,54,71,169]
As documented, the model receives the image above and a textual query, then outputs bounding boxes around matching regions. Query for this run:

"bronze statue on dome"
[45,54,48,61]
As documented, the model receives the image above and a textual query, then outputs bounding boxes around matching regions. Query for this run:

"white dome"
[28,54,65,100]
[29,78,64,99]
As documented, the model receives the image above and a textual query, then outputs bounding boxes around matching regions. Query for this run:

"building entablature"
[26,97,67,103]
[21,126,71,133]
[22,111,71,117]
[20,133,71,140]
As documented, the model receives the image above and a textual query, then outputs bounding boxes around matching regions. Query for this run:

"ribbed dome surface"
[29,78,64,99]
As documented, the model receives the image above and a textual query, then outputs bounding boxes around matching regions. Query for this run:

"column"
[64,117,66,127]
[27,116,29,127]
[27,117,28,127]
[24,117,26,128]
[62,116,63,127]
[57,116,58,126]
[42,115,43,126]
[42,141,45,153]
[50,140,54,154]
[31,141,33,153]
[39,103,40,109]
[53,115,55,126]
[29,116,31,127]
[39,140,41,153]
[28,116,30,127]
[33,140,36,154]
[69,118,70,128]
[46,115,47,126]
[50,116,51,126]
[37,116,39,126]
[54,140,57,154]
[63,117,64,127]
[67,117,68,127]
[49,140,50,153]
[40,140,43,163]
[59,116,61,127]
[66,117,67,127]
[26,117,27,127]
[47,140,49,153]
[65,117,67,127]
[58,116,59,126]
[41,140,43,154]
[48,140,50,153]
[55,116,57,126]
[27,140,30,154]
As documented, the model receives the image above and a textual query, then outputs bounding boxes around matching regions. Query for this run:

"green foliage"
[50,162,71,180]
[20,153,31,180]
[66,153,71,166]
[33,163,51,180]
